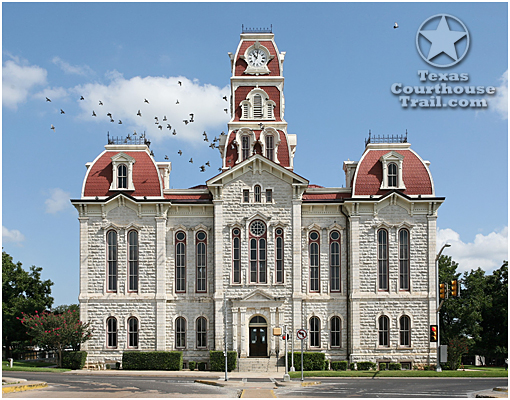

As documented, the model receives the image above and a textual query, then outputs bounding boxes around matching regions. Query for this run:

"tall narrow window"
[196,231,207,293]
[196,317,207,349]
[243,189,250,203]
[378,229,388,291]
[175,231,186,293]
[378,316,389,347]
[242,136,250,160]
[127,317,139,348]
[106,317,117,348]
[254,185,261,202]
[118,164,127,189]
[253,94,263,118]
[330,316,341,348]
[388,163,397,187]
[107,230,117,292]
[242,103,249,119]
[399,315,410,347]
[330,230,341,292]
[232,228,241,284]
[265,135,274,161]
[128,230,138,292]
[399,229,410,291]
[249,220,267,284]
[309,231,320,292]
[310,316,321,348]
[266,189,272,203]
[175,317,186,349]
[275,228,284,283]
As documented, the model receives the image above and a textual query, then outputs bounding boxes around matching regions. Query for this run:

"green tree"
[438,255,462,342]
[2,250,54,358]
[19,309,92,367]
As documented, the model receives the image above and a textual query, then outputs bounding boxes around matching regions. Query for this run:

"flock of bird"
[47,80,230,173]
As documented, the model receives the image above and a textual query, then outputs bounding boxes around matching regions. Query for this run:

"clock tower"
[219,27,297,170]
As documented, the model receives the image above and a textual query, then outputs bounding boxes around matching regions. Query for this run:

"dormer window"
[380,151,406,190]
[110,152,136,191]
[239,88,276,120]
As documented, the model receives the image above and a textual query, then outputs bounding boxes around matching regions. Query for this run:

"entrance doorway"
[249,316,268,357]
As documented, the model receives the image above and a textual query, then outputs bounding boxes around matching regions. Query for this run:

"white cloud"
[45,188,71,214]
[2,57,47,110]
[52,56,94,76]
[2,226,25,243]
[492,70,508,120]
[73,74,230,144]
[437,226,508,274]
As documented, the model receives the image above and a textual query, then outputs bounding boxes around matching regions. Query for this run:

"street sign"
[297,329,307,340]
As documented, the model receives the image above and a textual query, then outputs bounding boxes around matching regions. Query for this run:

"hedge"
[189,361,196,371]
[122,351,183,370]
[61,351,87,370]
[357,361,376,371]
[331,361,348,371]
[389,362,402,370]
[379,362,387,371]
[209,351,237,371]
[287,352,326,371]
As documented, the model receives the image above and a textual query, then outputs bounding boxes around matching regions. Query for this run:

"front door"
[250,327,267,357]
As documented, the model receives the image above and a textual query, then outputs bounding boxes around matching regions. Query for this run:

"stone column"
[155,216,167,350]
[78,216,89,349]
[349,215,361,360]
[240,307,247,357]
[270,307,276,356]
[291,199,303,349]
[213,198,224,350]
[232,307,238,353]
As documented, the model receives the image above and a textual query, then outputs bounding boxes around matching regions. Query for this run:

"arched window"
[388,163,397,187]
[378,316,389,347]
[107,230,117,292]
[253,94,263,118]
[265,135,274,161]
[399,229,410,291]
[175,317,186,349]
[196,231,207,293]
[127,317,139,348]
[399,316,411,347]
[106,317,117,348]
[118,164,127,189]
[310,316,321,348]
[175,231,186,293]
[309,231,320,292]
[330,316,341,348]
[232,228,241,284]
[254,185,261,203]
[275,228,284,284]
[378,229,388,291]
[330,230,341,292]
[196,317,207,349]
[128,230,138,292]
[242,136,250,160]
[249,220,267,283]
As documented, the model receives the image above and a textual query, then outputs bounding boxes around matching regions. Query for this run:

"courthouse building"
[72,29,444,370]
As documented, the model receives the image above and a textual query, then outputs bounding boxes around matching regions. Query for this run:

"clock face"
[248,49,267,67]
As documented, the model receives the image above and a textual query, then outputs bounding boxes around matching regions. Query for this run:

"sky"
[2,2,508,307]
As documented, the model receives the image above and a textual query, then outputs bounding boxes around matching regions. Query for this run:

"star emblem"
[416,14,470,68]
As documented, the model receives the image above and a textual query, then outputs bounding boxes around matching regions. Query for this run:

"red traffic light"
[430,325,438,342]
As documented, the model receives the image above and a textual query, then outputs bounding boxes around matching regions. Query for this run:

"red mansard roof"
[163,193,212,201]
[302,192,351,201]
[83,150,162,197]
[235,40,280,76]
[353,149,433,196]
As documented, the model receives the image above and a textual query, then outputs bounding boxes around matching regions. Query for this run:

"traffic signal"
[450,280,459,297]
[439,283,447,299]
[430,325,438,342]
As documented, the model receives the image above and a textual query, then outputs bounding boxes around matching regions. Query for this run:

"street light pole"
[435,243,451,372]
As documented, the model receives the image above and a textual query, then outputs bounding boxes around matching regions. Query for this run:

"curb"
[2,381,48,394]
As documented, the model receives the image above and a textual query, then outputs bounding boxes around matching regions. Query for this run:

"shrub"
[189,361,196,371]
[209,351,236,371]
[198,362,207,371]
[115,362,121,370]
[428,364,436,371]
[357,361,376,371]
[350,362,356,370]
[331,361,348,371]
[61,351,87,370]
[106,363,111,369]
[388,362,401,370]
[122,351,183,370]
[287,352,326,371]
[379,363,387,371]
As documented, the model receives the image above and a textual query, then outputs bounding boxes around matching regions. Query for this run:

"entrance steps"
[237,357,281,373]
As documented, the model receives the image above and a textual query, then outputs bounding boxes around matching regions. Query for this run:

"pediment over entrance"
[242,289,274,302]
[232,289,284,308]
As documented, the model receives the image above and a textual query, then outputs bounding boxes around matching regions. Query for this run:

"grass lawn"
[289,366,508,378]
[2,360,70,373]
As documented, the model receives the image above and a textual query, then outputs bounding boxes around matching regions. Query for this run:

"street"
[2,372,506,398]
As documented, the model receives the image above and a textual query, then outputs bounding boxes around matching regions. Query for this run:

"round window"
[330,230,340,240]
[275,228,283,236]
[233,228,240,236]
[309,231,319,241]
[250,220,266,237]
[176,231,185,241]
[197,231,206,241]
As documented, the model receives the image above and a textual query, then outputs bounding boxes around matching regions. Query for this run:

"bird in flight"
[99,101,103,105]
[183,120,189,125]
[92,111,96,116]
[163,116,167,121]
[158,125,163,130]
[205,161,210,167]
[80,96,85,100]
[176,100,179,104]
[60,109,65,114]
[178,81,182,86]
[178,150,182,156]
[394,22,399,29]
[165,155,169,160]
[189,113,194,122]
[107,112,112,118]
[118,120,122,124]
[172,129,177,135]
[209,143,216,149]
[223,96,228,101]
[189,158,193,163]
[167,124,172,130]
[200,165,205,172]
[259,122,264,129]
[50,124,55,131]
[46,97,51,102]
[110,118,115,123]
[144,99,150,104]
[137,110,142,116]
